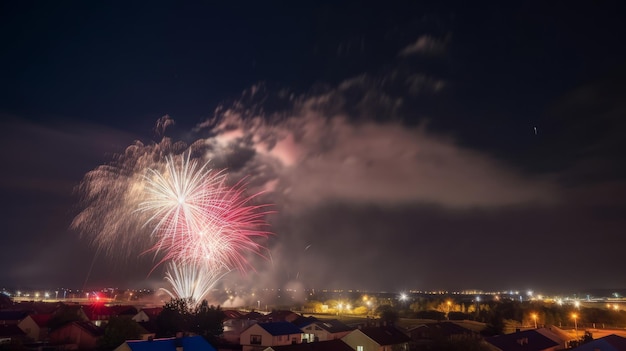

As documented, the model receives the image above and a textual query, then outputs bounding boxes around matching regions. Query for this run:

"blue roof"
[125,335,216,351]
[571,334,626,351]
[259,322,303,336]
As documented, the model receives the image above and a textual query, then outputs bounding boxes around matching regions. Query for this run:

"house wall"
[240,324,302,351]
[271,333,300,346]
[301,323,351,342]
[17,316,48,342]
[240,324,273,351]
[17,317,39,341]
[342,330,381,351]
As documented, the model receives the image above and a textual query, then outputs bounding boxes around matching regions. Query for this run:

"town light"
[572,313,578,338]
[531,313,538,329]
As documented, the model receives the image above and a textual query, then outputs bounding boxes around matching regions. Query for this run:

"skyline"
[1,2,626,293]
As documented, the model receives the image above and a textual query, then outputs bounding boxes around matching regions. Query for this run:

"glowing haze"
[70,78,558,294]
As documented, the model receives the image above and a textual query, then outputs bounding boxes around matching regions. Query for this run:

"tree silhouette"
[98,316,143,350]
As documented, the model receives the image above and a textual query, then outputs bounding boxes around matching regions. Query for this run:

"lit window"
[357,346,364,351]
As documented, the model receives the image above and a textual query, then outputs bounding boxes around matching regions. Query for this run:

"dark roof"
[10,301,61,314]
[82,303,112,320]
[571,334,626,351]
[360,326,411,346]
[124,335,217,351]
[0,310,29,321]
[223,309,244,319]
[269,339,354,351]
[292,316,318,328]
[486,329,559,351]
[258,322,303,336]
[244,311,264,320]
[54,321,104,337]
[263,310,299,322]
[0,324,26,337]
[29,313,52,327]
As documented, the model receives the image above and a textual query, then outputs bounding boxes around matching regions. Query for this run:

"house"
[298,319,353,342]
[485,329,560,351]
[341,325,410,351]
[49,320,104,350]
[132,307,162,338]
[224,315,257,344]
[82,303,114,326]
[570,334,626,351]
[223,310,266,344]
[535,326,571,350]
[81,303,137,327]
[262,311,301,323]
[45,303,90,329]
[133,307,164,323]
[240,322,304,351]
[17,313,52,342]
[264,338,354,351]
[114,335,217,351]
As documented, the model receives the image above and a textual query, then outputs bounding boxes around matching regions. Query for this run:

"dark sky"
[1,1,626,296]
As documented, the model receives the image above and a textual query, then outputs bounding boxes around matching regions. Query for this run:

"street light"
[531,313,538,329]
[447,301,452,320]
[572,313,578,339]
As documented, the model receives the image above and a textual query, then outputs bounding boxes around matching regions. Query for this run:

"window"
[357,346,364,351]
[250,334,262,345]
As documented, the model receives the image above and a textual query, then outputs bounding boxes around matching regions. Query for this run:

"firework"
[73,133,273,294]
[160,261,229,307]
[139,152,272,272]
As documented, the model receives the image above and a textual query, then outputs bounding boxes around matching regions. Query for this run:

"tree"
[156,298,193,337]
[98,316,143,350]
[376,305,399,324]
[191,300,225,342]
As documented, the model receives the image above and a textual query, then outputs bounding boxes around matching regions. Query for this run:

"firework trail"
[160,261,229,307]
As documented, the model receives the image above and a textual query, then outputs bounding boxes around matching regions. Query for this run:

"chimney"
[175,332,183,351]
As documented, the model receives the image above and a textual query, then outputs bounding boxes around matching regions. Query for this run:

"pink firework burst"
[139,152,272,273]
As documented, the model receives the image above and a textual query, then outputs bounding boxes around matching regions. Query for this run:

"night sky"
[2,1,626,295]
